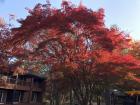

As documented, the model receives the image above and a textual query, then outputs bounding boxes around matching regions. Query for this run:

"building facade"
[0,72,44,105]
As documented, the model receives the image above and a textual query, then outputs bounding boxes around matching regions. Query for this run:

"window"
[31,92,41,103]
[13,91,24,103]
[6,90,13,104]
[0,90,6,104]
[137,96,140,105]
[31,92,37,103]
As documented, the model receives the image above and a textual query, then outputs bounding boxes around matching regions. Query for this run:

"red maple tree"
[2,1,140,105]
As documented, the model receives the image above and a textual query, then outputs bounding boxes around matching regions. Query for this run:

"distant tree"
[0,21,21,72]
[126,41,140,83]
[130,41,140,59]
[3,1,140,105]
[0,23,11,70]
[0,17,5,27]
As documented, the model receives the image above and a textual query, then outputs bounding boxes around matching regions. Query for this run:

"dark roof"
[0,68,46,79]
[23,71,46,79]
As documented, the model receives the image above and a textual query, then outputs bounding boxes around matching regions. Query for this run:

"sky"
[0,0,140,40]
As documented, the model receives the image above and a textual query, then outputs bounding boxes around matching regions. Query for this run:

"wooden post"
[28,78,34,103]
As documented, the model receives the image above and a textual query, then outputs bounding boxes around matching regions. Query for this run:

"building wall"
[0,74,44,105]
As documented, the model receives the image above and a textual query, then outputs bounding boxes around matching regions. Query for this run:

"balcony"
[0,76,43,91]
[0,76,30,90]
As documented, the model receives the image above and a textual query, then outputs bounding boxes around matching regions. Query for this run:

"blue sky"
[0,0,140,40]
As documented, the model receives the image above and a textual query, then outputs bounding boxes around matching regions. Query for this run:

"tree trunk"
[55,93,60,105]
[97,96,101,105]
[70,89,73,105]
[104,89,111,105]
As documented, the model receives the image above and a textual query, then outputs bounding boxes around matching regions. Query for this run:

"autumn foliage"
[1,1,140,105]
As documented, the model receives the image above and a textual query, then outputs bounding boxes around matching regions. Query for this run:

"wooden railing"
[0,76,30,90]
[0,77,30,86]
[0,76,42,91]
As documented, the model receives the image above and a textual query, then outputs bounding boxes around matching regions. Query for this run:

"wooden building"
[0,72,45,105]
